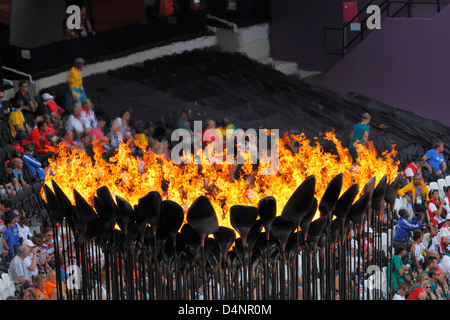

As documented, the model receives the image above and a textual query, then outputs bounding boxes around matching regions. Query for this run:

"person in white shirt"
[65,103,86,137]
[22,239,40,277]
[442,186,450,216]
[437,216,450,252]
[392,282,409,300]
[402,157,425,183]
[439,253,450,282]
[422,222,441,253]
[411,230,428,270]
[427,190,446,227]
[17,214,32,241]
[81,98,97,131]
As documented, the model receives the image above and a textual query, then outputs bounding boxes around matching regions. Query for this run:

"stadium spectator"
[78,6,96,37]
[37,93,64,124]
[22,143,47,182]
[65,57,87,112]
[392,282,409,300]
[39,113,58,146]
[0,198,12,216]
[2,215,20,258]
[0,161,21,195]
[22,238,39,277]
[9,98,32,141]
[65,103,86,137]
[59,128,82,150]
[176,109,192,132]
[348,112,370,161]
[411,229,428,271]
[23,120,50,156]
[33,274,50,300]
[402,157,425,183]
[80,131,94,158]
[427,189,446,227]
[427,250,449,294]
[81,98,97,131]
[42,227,56,270]
[426,265,445,299]
[407,280,437,300]
[44,268,57,298]
[18,214,32,241]
[389,243,412,292]
[14,81,36,120]
[13,157,29,189]
[422,140,447,181]
[397,173,429,216]
[437,214,450,253]
[0,89,9,121]
[22,287,37,300]
[442,186,450,218]
[0,162,14,199]
[422,222,441,253]
[8,245,32,289]
[90,115,107,142]
[393,208,424,243]
[111,108,132,149]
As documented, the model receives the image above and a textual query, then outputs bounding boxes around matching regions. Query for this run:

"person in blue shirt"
[394,208,425,242]
[2,216,20,258]
[22,143,46,182]
[348,112,370,161]
[422,140,447,180]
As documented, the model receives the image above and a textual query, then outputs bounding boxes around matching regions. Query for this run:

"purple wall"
[323,4,450,126]
[269,0,390,72]
[269,0,443,72]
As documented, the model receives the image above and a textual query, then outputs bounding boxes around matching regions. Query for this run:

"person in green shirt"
[348,112,370,161]
[389,243,412,291]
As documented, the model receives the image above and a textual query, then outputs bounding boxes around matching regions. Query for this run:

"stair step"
[257,57,274,65]
[271,60,298,75]
[295,69,324,80]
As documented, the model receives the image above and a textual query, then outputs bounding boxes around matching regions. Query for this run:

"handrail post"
[342,28,346,57]
[437,0,441,13]
[407,0,412,17]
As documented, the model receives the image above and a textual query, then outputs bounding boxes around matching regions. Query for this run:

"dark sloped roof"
[49,49,450,168]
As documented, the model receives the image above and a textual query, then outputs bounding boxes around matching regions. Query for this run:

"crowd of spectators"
[390,141,450,300]
[0,57,245,300]
[0,55,449,300]
[348,113,450,301]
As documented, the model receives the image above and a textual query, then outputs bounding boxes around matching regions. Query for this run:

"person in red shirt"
[41,93,64,124]
[90,116,107,142]
[402,157,425,183]
[427,189,446,227]
[41,113,57,144]
[24,121,50,155]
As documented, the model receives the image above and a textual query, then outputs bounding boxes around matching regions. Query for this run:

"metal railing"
[323,0,443,56]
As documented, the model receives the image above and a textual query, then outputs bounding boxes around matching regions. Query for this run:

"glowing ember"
[42,130,399,230]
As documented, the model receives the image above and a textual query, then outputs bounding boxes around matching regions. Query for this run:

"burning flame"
[42,130,398,230]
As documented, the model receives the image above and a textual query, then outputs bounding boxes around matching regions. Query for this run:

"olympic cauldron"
[41,132,400,300]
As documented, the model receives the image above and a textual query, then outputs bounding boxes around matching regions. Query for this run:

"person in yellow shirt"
[398,173,429,216]
[8,99,31,140]
[65,57,87,112]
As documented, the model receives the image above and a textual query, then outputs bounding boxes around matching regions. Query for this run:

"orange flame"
[42,130,399,231]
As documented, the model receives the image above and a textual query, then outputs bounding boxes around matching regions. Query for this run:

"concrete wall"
[9,0,66,48]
